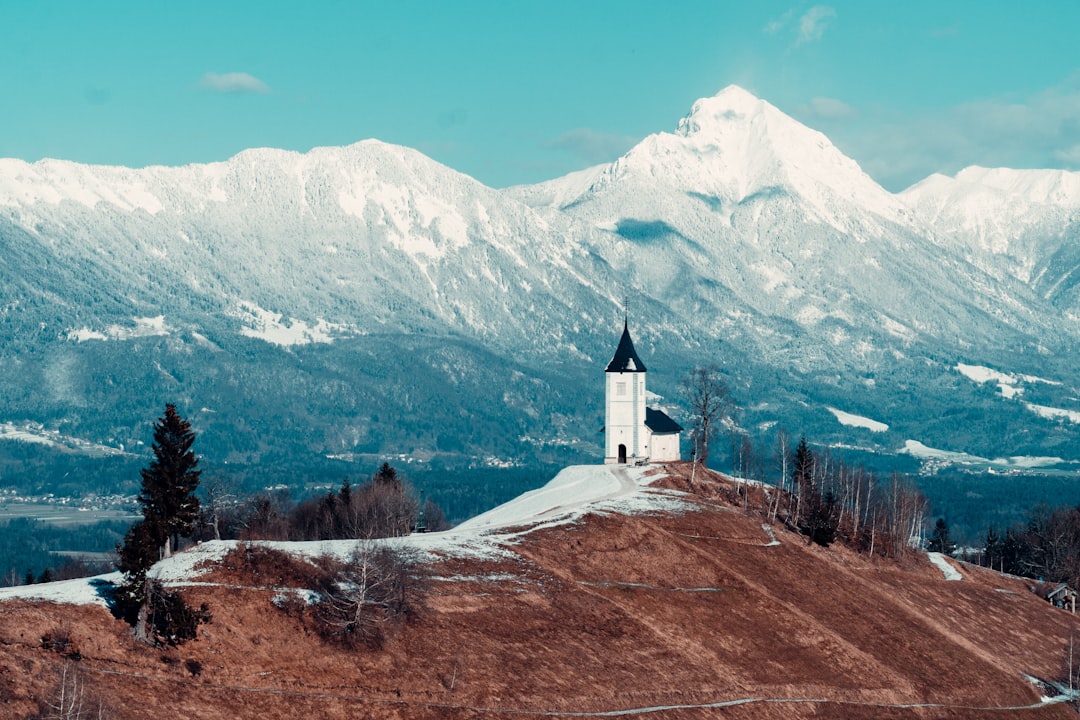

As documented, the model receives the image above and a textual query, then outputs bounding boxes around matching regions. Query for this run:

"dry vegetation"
[2,463,1079,719]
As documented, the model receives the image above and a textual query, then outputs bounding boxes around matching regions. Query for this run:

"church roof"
[645,407,683,434]
[605,321,647,373]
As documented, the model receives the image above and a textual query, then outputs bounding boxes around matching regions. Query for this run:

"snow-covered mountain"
[3,85,1080,493]
[901,166,1080,308]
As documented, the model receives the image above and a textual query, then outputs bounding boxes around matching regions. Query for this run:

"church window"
[616,382,627,396]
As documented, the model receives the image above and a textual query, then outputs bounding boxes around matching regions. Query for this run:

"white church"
[603,321,683,464]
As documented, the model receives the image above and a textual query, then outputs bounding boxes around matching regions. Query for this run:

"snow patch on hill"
[901,439,1068,472]
[0,464,691,607]
[928,552,962,581]
[0,422,130,457]
[827,407,888,433]
[68,316,171,343]
[1024,403,1080,424]
[955,363,1059,399]
[232,301,351,346]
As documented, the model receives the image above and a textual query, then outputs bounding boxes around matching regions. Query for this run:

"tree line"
[948,504,1080,590]
[107,403,446,647]
[728,432,929,557]
[197,461,449,543]
[683,366,928,557]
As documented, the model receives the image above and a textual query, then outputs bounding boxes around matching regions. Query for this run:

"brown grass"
[1,467,1078,719]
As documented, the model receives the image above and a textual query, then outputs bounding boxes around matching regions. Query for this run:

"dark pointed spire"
[606,320,647,373]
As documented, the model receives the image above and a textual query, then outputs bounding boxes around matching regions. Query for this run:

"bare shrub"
[40,626,80,660]
[217,542,426,650]
[133,580,212,647]
[307,544,424,650]
[53,557,115,582]
[237,493,292,541]
[218,544,334,589]
[34,662,109,720]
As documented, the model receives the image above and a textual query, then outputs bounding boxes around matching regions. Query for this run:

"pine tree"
[139,404,201,558]
[983,526,1002,569]
[928,517,956,555]
[792,436,814,489]
[373,462,400,488]
[113,404,210,643]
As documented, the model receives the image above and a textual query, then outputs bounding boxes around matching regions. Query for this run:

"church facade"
[603,322,682,464]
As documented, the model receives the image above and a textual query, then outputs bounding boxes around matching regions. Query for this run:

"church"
[603,321,683,464]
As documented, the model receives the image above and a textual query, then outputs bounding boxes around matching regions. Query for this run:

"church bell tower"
[604,321,647,464]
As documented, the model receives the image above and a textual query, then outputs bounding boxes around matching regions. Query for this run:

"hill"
[1,464,1078,719]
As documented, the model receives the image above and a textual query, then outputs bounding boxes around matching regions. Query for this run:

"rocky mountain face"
[2,86,1080,495]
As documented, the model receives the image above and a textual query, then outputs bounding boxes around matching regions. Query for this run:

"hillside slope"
[1,464,1077,719]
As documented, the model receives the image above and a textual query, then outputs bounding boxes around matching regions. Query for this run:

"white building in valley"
[603,322,682,464]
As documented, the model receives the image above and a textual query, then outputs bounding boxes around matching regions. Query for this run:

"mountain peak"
[591,85,908,228]
[674,85,769,139]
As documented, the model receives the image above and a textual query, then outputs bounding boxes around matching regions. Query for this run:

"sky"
[2,1,1080,191]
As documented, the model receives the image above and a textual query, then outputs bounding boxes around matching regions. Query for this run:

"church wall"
[605,371,646,463]
[649,432,681,463]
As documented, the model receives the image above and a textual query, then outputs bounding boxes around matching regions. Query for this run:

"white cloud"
[800,96,856,120]
[763,5,836,45]
[545,128,638,164]
[834,78,1080,190]
[797,5,836,44]
[199,72,271,95]
[763,8,796,35]
[1054,144,1080,166]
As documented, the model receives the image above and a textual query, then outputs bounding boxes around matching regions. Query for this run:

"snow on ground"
[231,300,351,347]
[955,363,1060,400]
[0,464,691,606]
[901,440,985,465]
[827,407,888,433]
[900,439,1067,470]
[927,552,962,581]
[0,571,122,607]
[1024,402,1080,424]
[0,421,130,457]
[67,315,171,343]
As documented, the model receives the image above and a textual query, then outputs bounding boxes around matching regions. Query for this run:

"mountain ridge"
[2,85,1080,496]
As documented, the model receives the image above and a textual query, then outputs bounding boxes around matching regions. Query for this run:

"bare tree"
[198,475,238,542]
[311,543,420,649]
[37,662,107,719]
[681,365,733,469]
[769,427,790,523]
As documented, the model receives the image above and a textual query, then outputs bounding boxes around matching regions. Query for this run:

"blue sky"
[2,1,1079,190]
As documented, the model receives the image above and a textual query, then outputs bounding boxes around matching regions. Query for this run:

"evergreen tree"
[373,462,400,489]
[983,526,1002,569]
[139,404,201,558]
[802,490,839,547]
[928,517,956,555]
[792,436,814,489]
[113,404,209,643]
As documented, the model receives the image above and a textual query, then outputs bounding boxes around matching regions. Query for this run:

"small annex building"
[603,321,683,464]
[1047,583,1077,613]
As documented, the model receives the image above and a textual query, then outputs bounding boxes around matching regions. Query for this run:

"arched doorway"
[618,444,627,464]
